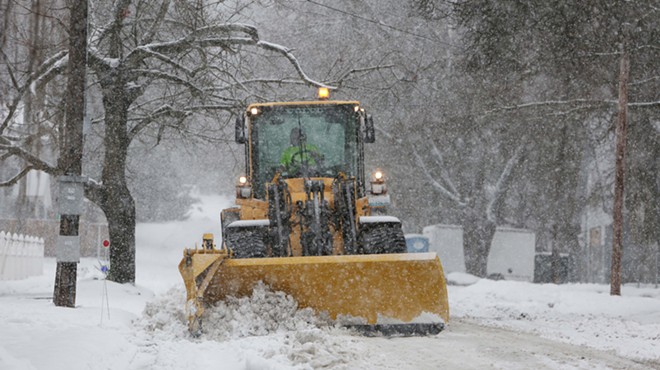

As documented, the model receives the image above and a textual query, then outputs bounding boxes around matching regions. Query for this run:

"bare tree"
[410,122,527,277]
[1,0,333,283]
[409,0,659,280]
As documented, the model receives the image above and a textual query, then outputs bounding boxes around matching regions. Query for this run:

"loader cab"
[238,101,369,199]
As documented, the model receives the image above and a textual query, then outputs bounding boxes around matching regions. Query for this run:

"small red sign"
[102,239,110,248]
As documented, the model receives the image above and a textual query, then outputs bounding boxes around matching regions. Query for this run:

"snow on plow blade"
[179,250,449,335]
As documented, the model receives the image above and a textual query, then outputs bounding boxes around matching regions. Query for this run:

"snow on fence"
[0,231,45,280]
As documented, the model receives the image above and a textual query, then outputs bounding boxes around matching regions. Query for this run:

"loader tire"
[359,222,407,254]
[226,228,267,258]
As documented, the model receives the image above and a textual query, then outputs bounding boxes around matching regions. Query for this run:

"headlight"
[370,169,387,195]
[236,176,251,199]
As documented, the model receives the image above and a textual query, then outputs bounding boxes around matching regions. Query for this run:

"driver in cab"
[280,127,323,173]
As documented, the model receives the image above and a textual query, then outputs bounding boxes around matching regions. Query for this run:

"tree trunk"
[463,211,496,277]
[611,45,629,296]
[92,82,137,284]
[101,183,136,283]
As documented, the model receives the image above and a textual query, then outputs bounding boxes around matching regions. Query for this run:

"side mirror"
[364,114,375,143]
[235,115,246,144]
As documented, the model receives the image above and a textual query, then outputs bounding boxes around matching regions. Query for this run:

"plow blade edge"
[179,252,449,333]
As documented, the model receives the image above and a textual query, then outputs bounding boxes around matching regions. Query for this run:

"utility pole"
[53,0,88,307]
[610,42,629,296]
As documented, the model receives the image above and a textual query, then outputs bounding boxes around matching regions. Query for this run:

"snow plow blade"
[179,250,449,335]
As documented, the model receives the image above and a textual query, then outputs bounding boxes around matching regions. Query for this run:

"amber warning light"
[317,87,330,100]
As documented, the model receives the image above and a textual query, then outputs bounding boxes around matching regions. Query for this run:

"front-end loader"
[179,88,449,336]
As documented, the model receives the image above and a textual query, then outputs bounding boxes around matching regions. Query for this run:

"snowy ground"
[1,194,659,369]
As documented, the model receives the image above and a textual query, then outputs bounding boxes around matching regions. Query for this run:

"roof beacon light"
[317,87,330,100]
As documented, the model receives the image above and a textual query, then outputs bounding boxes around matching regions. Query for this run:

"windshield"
[250,104,359,198]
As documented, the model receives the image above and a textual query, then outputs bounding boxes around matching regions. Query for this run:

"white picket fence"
[0,231,45,280]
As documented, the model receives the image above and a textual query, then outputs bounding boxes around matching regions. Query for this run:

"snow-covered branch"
[1,51,68,135]
[429,140,460,196]
[376,127,467,207]
[132,69,203,93]
[486,142,526,223]
[213,78,313,93]
[127,102,236,142]
[629,76,659,86]
[141,0,171,45]
[0,143,58,176]
[482,99,614,116]
[628,100,660,107]
[257,41,334,89]
[193,23,259,41]
[132,49,195,76]
[374,126,403,145]
[482,98,660,116]
[127,104,189,142]
[0,166,35,187]
[413,149,466,207]
[333,64,395,86]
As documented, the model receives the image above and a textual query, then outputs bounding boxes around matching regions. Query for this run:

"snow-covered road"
[359,319,657,370]
[2,282,658,370]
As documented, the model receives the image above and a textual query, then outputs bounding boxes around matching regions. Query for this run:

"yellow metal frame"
[246,100,360,110]
[180,248,449,330]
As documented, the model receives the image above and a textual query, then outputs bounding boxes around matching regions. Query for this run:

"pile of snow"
[448,275,660,361]
[446,271,480,286]
[137,282,332,341]
[200,283,322,339]
[135,282,358,369]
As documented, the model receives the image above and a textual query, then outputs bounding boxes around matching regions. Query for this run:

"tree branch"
[0,166,34,187]
[629,75,659,86]
[256,40,334,89]
[413,149,466,207]
[83,178,106,208]
[429,139,460,196]
[482,99,615,116]
[141,0,171,45]
[132,68,203,93]
[127,101,238,142]
[0,144,59,175]
[333,64,395,86]
[127,104,189,141]
[132,49,195,76]
[481,98,660,116]
[628,100,660,107]
[1,51,68,135]
[486,142,526,223]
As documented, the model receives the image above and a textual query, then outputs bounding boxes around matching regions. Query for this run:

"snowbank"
[448,276,660,361]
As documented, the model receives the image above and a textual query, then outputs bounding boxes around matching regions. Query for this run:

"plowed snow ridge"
[135,283,362,368]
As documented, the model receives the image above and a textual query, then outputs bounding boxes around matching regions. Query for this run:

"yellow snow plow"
[179,90,449,335]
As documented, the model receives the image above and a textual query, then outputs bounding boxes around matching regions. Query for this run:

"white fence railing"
[0,231,45,280]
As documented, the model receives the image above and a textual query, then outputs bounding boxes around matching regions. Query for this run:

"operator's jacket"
[280,144,321,171]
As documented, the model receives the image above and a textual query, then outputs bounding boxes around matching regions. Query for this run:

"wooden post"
[610,46,629,296]
[53,0,88,307]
